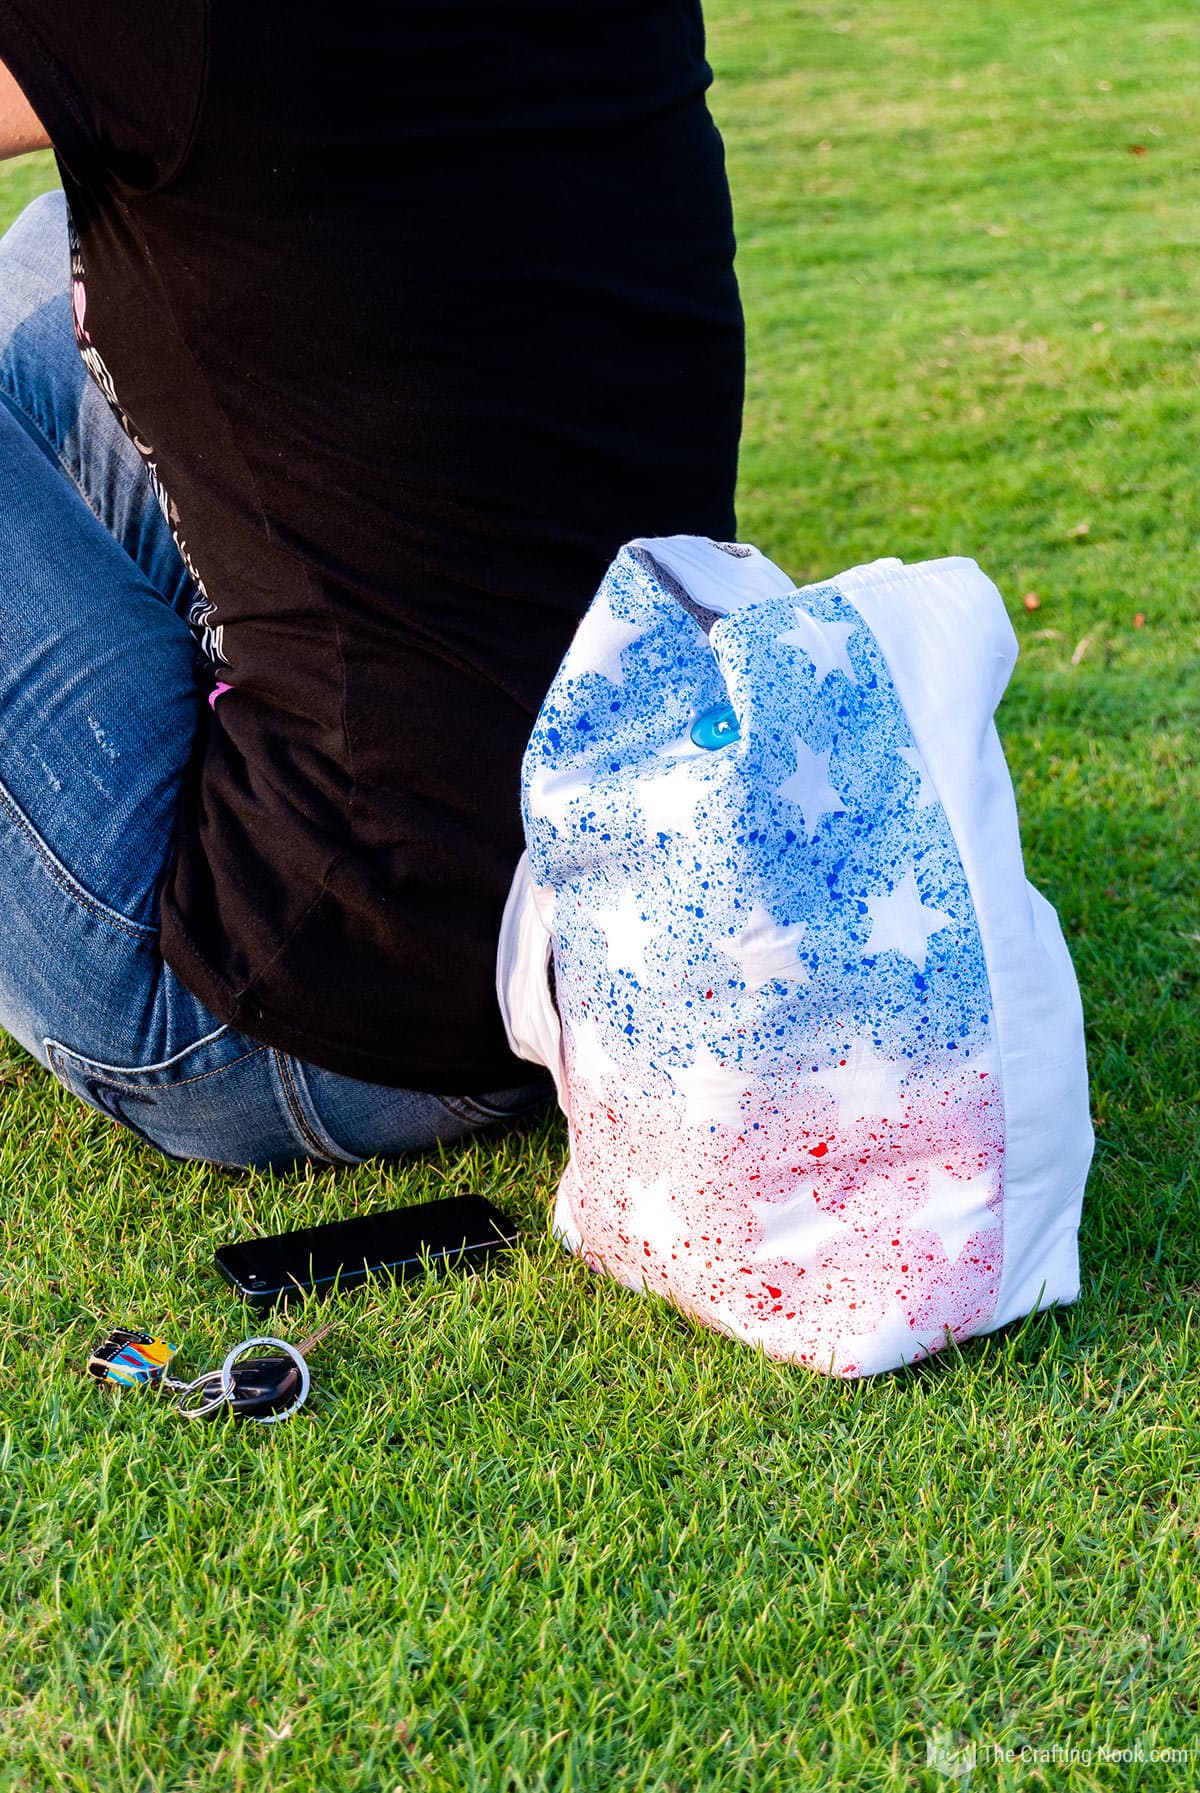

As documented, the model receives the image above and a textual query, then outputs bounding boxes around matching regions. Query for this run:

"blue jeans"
[0,190,546,1170]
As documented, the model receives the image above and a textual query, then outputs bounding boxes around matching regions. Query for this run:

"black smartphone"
[214,1193,519,1310]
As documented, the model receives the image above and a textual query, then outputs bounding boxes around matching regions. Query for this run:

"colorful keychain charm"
[87,1329,177,1387]
[86,1320,337,1422]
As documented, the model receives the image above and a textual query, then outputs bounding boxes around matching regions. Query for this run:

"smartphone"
[214,1193,519,1310]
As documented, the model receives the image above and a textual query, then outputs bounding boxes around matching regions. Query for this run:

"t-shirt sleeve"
[0,0,207,188]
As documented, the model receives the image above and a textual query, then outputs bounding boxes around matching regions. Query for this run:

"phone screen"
[215,1193,519,1306]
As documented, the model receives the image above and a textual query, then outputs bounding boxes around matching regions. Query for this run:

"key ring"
[88,1317,338,1423]
[175,1335,311,1424]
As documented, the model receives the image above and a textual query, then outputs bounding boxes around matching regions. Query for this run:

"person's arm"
[0,57,50,158]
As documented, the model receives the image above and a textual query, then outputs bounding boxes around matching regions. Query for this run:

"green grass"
[3,3,1199,1787]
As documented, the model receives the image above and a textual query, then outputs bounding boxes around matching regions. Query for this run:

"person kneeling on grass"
[0,4,743,1168]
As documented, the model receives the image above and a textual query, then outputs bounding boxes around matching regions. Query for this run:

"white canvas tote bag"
[497,536,1092,1376]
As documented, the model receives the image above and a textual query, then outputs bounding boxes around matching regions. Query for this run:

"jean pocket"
[434,1081,556,1127]
[44,1025,285,1167]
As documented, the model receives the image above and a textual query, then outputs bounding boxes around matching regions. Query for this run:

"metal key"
[174,1318,339,1424]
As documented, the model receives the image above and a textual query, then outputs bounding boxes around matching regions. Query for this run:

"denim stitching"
[435,1093,494,1126]
[44,1020,230,1077]
[47,1039,267,1091]
[0,776,157,940]
[282,1057,366,1166]
[273,1051,337,1162]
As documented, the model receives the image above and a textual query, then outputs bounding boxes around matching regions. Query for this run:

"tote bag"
[498,537,1092,1376]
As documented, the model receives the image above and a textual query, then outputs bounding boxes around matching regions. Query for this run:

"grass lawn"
[3,3,1199,1787]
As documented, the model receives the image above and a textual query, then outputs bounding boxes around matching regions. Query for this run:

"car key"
[176,1350,303,1420]
[174,1318,339,1424]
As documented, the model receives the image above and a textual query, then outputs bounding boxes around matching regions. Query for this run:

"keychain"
[87,1319,339,1423]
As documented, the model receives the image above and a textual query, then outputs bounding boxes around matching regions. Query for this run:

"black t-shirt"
[0,1,744,1089]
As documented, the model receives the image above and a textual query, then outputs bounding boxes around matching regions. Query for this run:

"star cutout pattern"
[776,607,858,689]
[526,767,593,834]
[592,886,661,982]
[637,760,708,842]
[751,1194,848,1264]
[716,902,809,990]
[809,1041,905,1128]
[863,867,957,973]
[624,1174,678,1262]
[830,1299,931,1378]
[565,1012,620,1090]
[562,589,643,687]
[777,735,845,840]
[669,1040,749,1129]
[905,1165,997,1264]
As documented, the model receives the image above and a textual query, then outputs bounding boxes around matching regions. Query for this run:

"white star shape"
[564,1012,620,1090]
[637,760,708,842]
[776,607,858,688]
[562,590,643,687]
[897,743,937,809]
[830,1299,931,1377]
[716,902,809,990]
[777,736,845,840]
[863,868,956,973]
[624,1174,678,1261]
[669,1040,749,1129]
[751,1194,848,1264]
[905,1165,998,1264]
[592,886,661,982]
[526,766,593,833]
[809,1041,905,1128]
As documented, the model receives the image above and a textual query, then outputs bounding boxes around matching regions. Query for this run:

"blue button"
[690,703,741,750]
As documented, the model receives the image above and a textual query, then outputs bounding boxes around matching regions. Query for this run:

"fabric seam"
[436,1093,496,1124]
[0,774,157,940]
[834,581,1011,1332]
[273,1050,337,1161]
[46,1037,265,1090]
